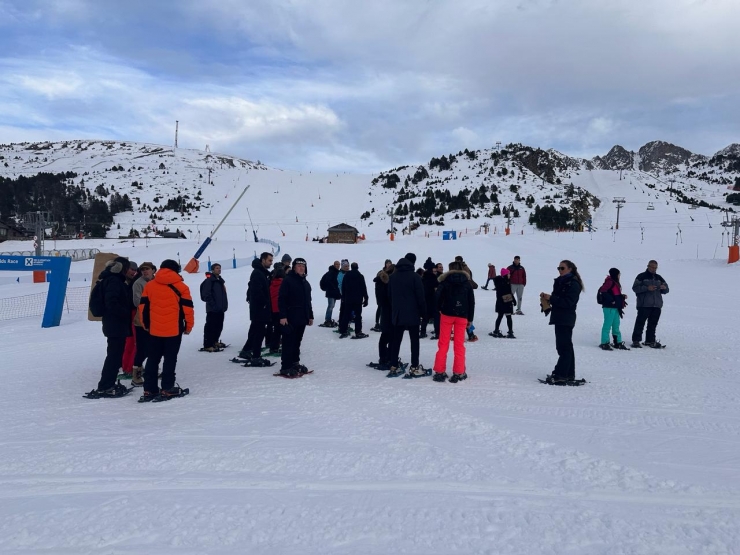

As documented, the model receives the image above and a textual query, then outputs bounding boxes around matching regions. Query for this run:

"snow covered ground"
[1,205,739,554]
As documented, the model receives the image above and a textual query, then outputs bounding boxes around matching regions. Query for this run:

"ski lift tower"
[23,211,53,255]
[612,197,625,230]
[721,214,740,263]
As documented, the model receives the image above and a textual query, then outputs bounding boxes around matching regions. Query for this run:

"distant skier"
[508,256,527,315]
[387,252,426,378]
[490,267,516,338]
[432,261,475,383]
[631,260,669,348]
[539,260,584,385]
[338,262,369,339]
[200,263,228,352]
[85,257,135,399]
[597,268,629,350]
[137,259,194,401]
[278,257,314,377]
[131,261,156,387]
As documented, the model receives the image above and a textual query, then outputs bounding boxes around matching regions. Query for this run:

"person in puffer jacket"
[597,267,628,350]
[138,259,194,400]
[200,263,228,351]
[630,260,669,348]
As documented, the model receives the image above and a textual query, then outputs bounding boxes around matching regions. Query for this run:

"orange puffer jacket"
[138,268,194,337]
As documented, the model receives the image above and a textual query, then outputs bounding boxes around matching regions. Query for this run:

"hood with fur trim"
[437,269,470,283]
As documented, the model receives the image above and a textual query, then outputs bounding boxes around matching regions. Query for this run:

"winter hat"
[292,257,307,268]
[500,268,510,277]
[384,258,392,265]
[404,252,417,265]
[281,253,292,265]
[106,256,130,274]
[127,261,138,272]
[341,258,349,268]
[609,267,621,280]
[160,259,181,273]
[139,261,156,271]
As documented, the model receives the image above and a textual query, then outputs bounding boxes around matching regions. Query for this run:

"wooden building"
[326,223,359,244]
[0,221,27,242]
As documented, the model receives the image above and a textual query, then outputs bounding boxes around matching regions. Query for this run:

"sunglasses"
[557,266,567,271]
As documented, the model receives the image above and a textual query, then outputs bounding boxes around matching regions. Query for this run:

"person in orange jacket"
[137,259,194,401]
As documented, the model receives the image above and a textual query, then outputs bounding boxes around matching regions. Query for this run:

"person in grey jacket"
[631,260,669,348]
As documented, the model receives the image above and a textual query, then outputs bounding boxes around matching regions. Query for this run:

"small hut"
[326,223,359,244]
[0,220,27,242]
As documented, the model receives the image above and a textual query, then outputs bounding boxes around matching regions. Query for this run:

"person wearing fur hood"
[432,261,475,383]
[372,263,395,368]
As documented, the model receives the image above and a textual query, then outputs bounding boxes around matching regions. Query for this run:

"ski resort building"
[326,223,359,244]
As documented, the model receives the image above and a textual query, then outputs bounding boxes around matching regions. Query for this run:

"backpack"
[89,279,106,317]
[596,290,604,305]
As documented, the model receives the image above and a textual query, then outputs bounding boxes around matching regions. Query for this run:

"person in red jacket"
[507,256,527,315]
[137,259,194,401]
[482,263,496,290]
[267,263,285,355]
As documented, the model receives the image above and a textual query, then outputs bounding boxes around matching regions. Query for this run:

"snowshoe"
[612,341,630,350]
[370,325,382,332]
[243,357,275,368]
[83,380,132,399]
[419,332,428,339]
[599,343,613,351]
[375,362,392,371]
[117,372,133,380]
[276,366,300,379]
[137,391,158,403]
[216,342,229,349]
[339,332,350,338]
[644,341,666,349]
[367,361,381,368]
[539,375,586,386]
[352,332,369,339]
[432,371,448,382]
[230,357,250,364]
[297,364,313,375]
[152,385,189,402]
[264,349,282,357]
[630,341,643,349]
[199,346,223,353]
[515,310,524,315]
[402,365,431,379]
[429,334,439,340]
[506,331,516,339]
[386,363,409,378]
[449,372,468,383]
[318,321,334,328]
[488,330,504,338]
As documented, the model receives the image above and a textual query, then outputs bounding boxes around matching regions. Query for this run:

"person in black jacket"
[387,252,426,377]
[371,263,395,369]
[239,252,273,363]
[432,261,475,383]
[278,257,314,376]
[200,263,228,351]
[540,260,584,385]
[421,259,438,338]
[631,260,669,348]
[319,261,341,327]
[371,259,393,332]
[338,262,369,338]
[490,268,516,338]
[88,257,134,398]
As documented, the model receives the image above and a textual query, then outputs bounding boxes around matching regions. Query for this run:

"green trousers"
[601,307,622,344]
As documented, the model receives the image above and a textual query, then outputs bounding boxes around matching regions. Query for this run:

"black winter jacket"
[319,266,342,299]
[247,258,272,323]
[200,273,228,313]
[389,257,426,327]
[340,269,368,305]
[98,268,134,338]
[422,269,439,317]
[374,269,393,330]
[493,275,516,314]
[278,270,314,326]
[548,273,581,327]
[436,270,475,321]
[632,270,669,308]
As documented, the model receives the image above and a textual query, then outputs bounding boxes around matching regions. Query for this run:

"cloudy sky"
[1,0,738,172]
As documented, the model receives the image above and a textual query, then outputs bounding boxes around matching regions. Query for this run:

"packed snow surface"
[1,168,739,554]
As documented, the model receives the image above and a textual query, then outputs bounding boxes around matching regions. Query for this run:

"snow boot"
[449,372,468,383]
[353,332,369,339]
[319,320,334,328]
[152,384,189,402]
[386,364,408,378]
[83,380,131,399]
[339,332,350,339]
[279,366,299,378]
[644,341,665,349]
[506,331,516,339]
[370,325,382,332]
[467,334,479,342]
[630,341,643,349]
[137,390,158,403]
[599,343,613,351]
[612,341,630,350]
[403,365,430,379]
[515,310,524,315]
[432,371,448,382]
[131,366,144,387]
[543,374,568,386]
[489,330,504,338]
[243,357,273,367]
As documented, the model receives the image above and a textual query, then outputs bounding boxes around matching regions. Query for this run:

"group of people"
[86,248,670,397]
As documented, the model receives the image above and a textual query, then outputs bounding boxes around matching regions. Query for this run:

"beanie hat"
[293,257,307,267]
[404,252,417,265]
[127,261,138,272]
[281,253,292,265]
[160,259,181,273]
[501,268,510,277]
[341,258,349,267]
[423,257,434,270]
[106,256,130,274]
[609,267,621,280]
[139,261,156,271]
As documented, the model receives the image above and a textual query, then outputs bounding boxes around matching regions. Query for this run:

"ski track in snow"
[1,167,740,553]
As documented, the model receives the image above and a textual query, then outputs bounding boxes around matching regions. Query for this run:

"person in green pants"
[597,268,629,350]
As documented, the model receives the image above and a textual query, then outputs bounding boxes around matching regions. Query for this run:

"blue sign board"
[0,256,72,327]
[442,231,457,240]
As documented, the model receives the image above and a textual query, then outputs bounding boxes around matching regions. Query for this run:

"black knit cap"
[404,252,417,265]
[160,259,181,273]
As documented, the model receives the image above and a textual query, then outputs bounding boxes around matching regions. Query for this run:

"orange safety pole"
[729,245,739,264]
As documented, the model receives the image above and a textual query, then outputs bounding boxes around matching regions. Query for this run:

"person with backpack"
[200,263,228,352]
[278,257,314,377]
[432,261,475,383]
[508,256,527,315]
[539,260,584,385]
[337,262,369,339]
[597,268,629,350]
[137,259,194,402]
[131,261,156,387]
[238,252,273,366]
[481,263,496,290]
[85,257,135,399]
[489,267,516,339]
[387,252,426,378]
[318,260,341,327]
[631,260,669,349]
